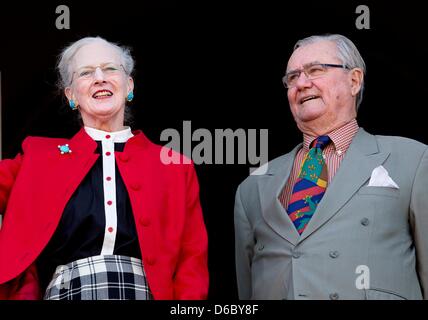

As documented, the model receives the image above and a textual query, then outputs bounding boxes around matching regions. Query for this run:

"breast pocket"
[357,185,406,234]
[358,186,400,198]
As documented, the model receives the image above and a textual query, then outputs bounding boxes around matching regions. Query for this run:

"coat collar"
[68,127,150,155]
[84,126,134,143]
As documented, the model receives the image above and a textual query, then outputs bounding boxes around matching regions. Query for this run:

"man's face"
[286,40,359,133]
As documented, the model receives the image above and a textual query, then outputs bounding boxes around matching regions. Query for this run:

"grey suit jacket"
[234,128,428,300]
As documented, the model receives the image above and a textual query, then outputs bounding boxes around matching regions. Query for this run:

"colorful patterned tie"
[287,135,331,235]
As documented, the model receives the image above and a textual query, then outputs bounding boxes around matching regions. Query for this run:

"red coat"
[0,128,208,299]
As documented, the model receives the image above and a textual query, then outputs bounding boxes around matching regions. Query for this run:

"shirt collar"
[84,126,134,143]
[302,118,359,152]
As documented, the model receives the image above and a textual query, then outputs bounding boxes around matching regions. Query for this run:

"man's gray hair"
[57,36,135,90]
[294,34,366,110]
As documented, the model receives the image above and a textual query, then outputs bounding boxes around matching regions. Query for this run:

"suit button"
[131,182,141,191]
[140,216,151,227]
[361,218,370,226]
[329,251,340,258]
[120,154,129,162]
[329,293,339,300]
[292,251,301,259]
[258,245,264,251]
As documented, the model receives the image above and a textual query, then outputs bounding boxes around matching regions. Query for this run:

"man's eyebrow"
[303,60,322,67]
[76,62,116,69]
[286,60,322,74]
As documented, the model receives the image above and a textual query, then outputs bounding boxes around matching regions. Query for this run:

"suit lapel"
[258,144,302,246]
[298,128,390,243]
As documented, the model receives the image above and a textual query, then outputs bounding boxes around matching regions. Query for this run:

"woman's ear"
[65,87,73,101]
[127,77,134,93]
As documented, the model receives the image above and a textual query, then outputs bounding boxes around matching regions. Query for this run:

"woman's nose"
[93,67,105,81]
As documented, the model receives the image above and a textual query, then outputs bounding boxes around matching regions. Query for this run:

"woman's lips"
[92,90,113,99]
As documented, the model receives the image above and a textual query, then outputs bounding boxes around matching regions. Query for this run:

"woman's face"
[65,41,134,130]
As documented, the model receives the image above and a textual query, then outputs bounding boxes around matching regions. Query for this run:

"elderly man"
[234,34,428,300]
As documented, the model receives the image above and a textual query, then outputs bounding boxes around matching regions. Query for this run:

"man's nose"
[295,71,312,89]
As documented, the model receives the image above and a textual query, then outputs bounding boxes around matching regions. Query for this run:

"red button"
[106,135,111,139]
[106,176,112,181]
[120,154,129,162]
[107,200,113,205]
[105,151,111,156]
[108,227,113,233]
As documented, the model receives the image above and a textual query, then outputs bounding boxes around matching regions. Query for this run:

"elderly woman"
[0,37,208,300]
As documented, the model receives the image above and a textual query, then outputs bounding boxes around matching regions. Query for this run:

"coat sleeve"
[0,153,25,299]
[0,153,23,216]
[234,184,254,299]
[172,164,209,299]
[410,146,428,299]
[0,138,42,300]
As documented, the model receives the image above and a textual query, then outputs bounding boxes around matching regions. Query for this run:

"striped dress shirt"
[279,119,360,210]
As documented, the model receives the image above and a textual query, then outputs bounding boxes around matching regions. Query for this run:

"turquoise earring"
[127,91,134,102]
[69,99,77,110]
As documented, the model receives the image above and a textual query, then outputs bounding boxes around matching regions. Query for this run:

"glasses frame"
[70,63,126,85]
[283,63,350,89]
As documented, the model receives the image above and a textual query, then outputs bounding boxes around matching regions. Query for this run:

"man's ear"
[350,68,363,97]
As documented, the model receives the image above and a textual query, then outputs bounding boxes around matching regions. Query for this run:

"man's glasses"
[72,63,125,83]
[282,63,350,89]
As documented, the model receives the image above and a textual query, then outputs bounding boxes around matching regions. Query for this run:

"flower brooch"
[58,144,72,155]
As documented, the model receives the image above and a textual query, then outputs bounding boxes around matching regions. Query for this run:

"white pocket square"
[368,165,399,189]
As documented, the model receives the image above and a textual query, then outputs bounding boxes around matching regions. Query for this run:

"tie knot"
[310,135,331,150]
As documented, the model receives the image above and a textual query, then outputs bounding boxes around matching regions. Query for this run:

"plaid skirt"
[44,255,153,300]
